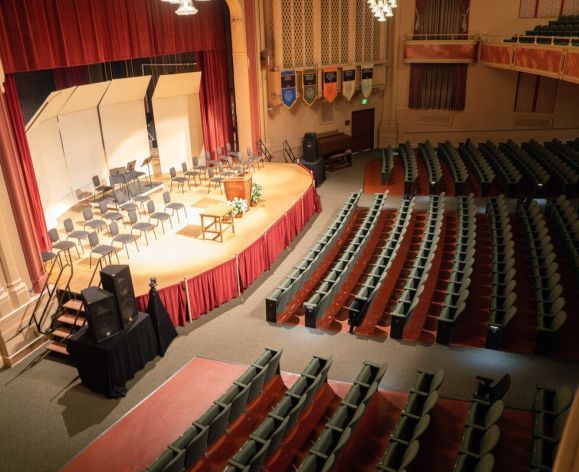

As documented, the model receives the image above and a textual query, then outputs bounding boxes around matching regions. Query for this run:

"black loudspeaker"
[100,265,139,329]
[302,132,318,162]
[81,287,121,343]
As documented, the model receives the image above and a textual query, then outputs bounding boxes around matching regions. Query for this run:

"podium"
[223,173,252,201]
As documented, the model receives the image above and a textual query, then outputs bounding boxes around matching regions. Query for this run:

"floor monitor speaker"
[81,287,121,343]
[302,132,318,162]
[100,265,138,329]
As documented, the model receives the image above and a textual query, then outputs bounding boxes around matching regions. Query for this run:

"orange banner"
[323,67,338,103]
[403,41,478,63]
[514,47,563,76]
[480,43,513,66]
[563,50,579,84]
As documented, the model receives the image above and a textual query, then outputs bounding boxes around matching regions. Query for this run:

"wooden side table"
[200,205,235,243]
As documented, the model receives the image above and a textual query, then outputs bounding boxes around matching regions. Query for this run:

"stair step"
[57,313,86,328]
[46,341,69,356]
[52,327,73,339]
[63,299,84,312]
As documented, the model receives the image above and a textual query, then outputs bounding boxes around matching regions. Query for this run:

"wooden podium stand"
[223,173,252,201]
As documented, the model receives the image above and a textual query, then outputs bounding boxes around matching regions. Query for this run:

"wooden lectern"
[223,173,252,201]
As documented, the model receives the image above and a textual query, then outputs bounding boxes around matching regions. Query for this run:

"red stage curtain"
[265,218,289,266]
[238,237,270,291]
[0,0,225,73]
[451,64,468,111]
[4,76,50,253]
[186,259,239,320]
[458,0,471,33]
[408,65,423,109]
[414,0,430,33]
[53,66,89,90]
[136,281,187,327]
[198,49,234,155]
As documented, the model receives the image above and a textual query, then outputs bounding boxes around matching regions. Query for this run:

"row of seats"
[266,192,361,322]
[503,16,579,45]
[530,385,574,471]
[544,139,579,174]
[303,193,386,329]
[226,355,333,471]
[399,141,418,194]
[145,348,282,472]
[479,142,522,197]
[485,196,518,350]
[545,196,579,282]
[418,141,443,193]
[436,195,477,345]
[390,194,446,339]
[517,201,567,355]
[500,141,550,189]
[523,140,578,193]
[376,369,445,471]
[348,197,416,331]
[453,375,509,471]
[297,362,386,471]
[381,147,395,185]
[438,141,470,194]
[459,141,496,197]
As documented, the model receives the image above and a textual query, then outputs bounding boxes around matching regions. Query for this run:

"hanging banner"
[302,69,318,106]
[322,67,338,103]
[342,67,356,101]
[281,70,297,109]
[361,65,374,98]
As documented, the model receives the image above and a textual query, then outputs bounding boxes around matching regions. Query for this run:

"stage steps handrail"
[258,139,275,162]
[20,250,74,336]
[283,140,298,164]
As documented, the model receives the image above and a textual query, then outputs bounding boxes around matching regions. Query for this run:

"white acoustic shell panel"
[99,76,151,171]
[152,72,204,173]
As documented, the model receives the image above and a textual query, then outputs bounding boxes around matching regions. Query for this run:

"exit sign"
[361,98,368,105]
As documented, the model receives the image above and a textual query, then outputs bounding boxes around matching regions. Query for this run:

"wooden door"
[351,108,375,152]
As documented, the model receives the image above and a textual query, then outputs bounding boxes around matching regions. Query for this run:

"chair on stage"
[216,147,229,166]
[170,167,189,193]
[127,160,147,189]
[248,147,265,169]
[204,151,214,167]
[82,207,107,233]
[99,200,125,228]
[207,168,223,194]
[87,231,119,268]
[127,209,157,245]
[193,156,207,180]
[163,191,187,223]
[239,152,256,173]
[92,175,112,202]
[146,200,173,234]
[182,162,200,187]
[48,228,80,259]
[114,190,140,217]
[227,156,243,174]
[63,218,90,254]
[226,143,240,161]
[108,221,139,259]
[217,161,235,178]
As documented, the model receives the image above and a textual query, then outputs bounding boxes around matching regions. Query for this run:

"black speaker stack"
[302,132,326,186]
[81,265,139,343]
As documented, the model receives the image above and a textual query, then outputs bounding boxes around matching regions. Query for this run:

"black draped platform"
[67,312,159,398]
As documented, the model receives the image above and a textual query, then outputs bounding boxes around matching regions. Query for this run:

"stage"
[51,162,317,321]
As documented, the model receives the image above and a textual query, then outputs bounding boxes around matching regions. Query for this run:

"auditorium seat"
[381,147,394,185]
[464,400,505,430]
[145,447,185,472]
[410,369,445,396]
[171,425,209,468]
[458,424,501,459]
[376,440,420,471]
[473,374,510,404]
[399,141,418,194]
[454,452,494,472]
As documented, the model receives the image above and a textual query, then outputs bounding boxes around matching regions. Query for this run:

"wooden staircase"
[46,297,87,357]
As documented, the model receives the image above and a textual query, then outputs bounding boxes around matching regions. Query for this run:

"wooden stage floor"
[53,163,313,296]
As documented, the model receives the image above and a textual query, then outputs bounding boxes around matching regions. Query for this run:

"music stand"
[141,157,154,187]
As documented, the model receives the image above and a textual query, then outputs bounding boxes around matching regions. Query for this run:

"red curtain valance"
[0,0,226,73]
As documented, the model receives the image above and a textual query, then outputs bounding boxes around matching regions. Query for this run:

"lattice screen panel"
[272,0,385,69]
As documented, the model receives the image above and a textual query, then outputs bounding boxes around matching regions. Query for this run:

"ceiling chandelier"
[367,0,398,22]
[162,0,210,16]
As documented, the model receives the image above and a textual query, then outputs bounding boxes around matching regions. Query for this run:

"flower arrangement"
[251,183,263,206]
[227,197,248,217]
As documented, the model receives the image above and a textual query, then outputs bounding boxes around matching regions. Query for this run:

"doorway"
[351,108,375,152]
